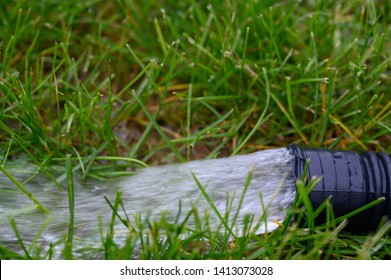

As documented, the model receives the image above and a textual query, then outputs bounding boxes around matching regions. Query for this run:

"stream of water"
[0,148,296,258]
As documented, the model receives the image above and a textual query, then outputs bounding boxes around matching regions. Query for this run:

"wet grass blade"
[0,165,49,213]
[191,172,236,239]
[10,218,32,260]
[63,154,75,259]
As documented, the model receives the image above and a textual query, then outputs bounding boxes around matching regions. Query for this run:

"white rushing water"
[0,148,296,257]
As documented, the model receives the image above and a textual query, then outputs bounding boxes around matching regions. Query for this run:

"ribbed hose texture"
[289,144,391,232]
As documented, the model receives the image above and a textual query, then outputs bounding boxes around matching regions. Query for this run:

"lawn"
[0,0,390,259]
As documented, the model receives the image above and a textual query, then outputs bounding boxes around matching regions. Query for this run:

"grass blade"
[10,218,32,260]
[63,154,75,259]
[0,165,49,213]
[132,90,185,162]
[191,172,236,239]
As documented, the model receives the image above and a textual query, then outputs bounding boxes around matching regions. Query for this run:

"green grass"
[0,0,390,259]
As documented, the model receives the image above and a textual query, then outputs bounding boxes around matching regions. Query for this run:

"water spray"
[0,146,390,256]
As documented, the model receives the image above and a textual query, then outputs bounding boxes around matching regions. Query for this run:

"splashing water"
[0,148,296,257]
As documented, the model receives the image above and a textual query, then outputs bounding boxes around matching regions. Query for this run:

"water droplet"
[332,152,343,159]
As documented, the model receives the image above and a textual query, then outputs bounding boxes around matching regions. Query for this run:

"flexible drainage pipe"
[288,144,391,232]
